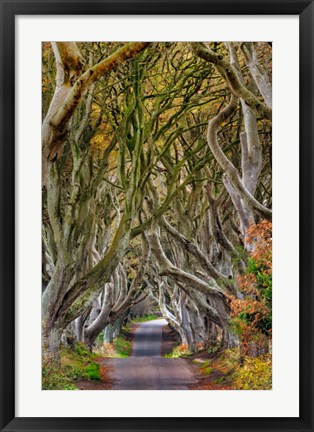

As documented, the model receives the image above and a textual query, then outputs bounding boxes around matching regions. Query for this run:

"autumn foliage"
[230,220,272,359]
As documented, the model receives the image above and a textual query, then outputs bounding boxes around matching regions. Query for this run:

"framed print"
[0,0,313,431]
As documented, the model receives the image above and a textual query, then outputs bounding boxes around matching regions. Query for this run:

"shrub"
[97,332,104,344]
[233,355,272,390]
[74,342,92,357]
[200,361,212,376]
[102,342,117,357]
[212,348,240,375]
[42,349,78,390]
[85,362,101,381]
[114,336,131,357]
[42,342,101,389]
[230,221,272,358]
[164,344,193,358]
[102,336,131,358]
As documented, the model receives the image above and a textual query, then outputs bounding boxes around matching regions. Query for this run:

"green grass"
[131,314,159,323]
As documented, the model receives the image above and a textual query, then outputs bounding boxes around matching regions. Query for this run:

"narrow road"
[104,319,196,390]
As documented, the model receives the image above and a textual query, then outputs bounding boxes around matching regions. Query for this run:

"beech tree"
[42,41,272,354]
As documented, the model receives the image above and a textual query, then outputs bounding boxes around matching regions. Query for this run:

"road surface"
[104,319,196,390]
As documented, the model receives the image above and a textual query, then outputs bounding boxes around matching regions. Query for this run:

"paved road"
[104,319,196,390]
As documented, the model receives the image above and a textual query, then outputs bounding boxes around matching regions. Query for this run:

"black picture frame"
[0,0,313,431]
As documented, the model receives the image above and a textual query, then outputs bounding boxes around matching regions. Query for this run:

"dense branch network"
[42,41,272,353]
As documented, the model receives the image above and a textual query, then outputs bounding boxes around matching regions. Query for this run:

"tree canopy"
[42,41,272,377]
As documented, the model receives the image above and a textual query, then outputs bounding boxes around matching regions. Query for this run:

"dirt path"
[103,319,197,390]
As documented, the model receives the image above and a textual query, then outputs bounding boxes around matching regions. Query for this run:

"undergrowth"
[192,348,272,390]
[42,342,101,390]
[233,354,272,390]
[200,360,212,376]
[101,336,132,358]
[164,343,193,358]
